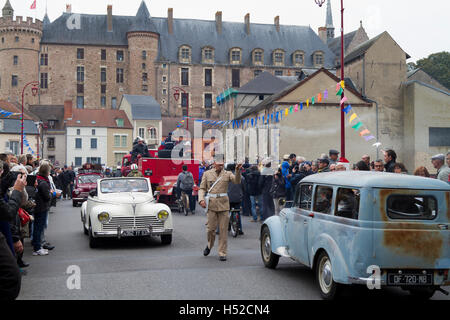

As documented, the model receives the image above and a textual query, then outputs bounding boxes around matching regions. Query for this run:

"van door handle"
[438,224,449,230]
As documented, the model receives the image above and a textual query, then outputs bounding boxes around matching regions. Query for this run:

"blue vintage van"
[260,171,450,299]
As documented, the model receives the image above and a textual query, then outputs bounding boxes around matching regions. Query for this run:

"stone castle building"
[0,0,359,121]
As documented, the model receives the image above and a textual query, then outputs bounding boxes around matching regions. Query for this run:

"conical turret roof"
[128,1,158,34]
[2,0,14,18]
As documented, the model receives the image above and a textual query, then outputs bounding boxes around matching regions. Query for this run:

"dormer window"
[273,49,285,66]
[252,49,264,66]
[313,51,324,67]
[116,118,124,127]
[48,120,56,129]
[179,45,191,64]
[202,47,214,64]
[230,48,242,65]
[293,50,305,67]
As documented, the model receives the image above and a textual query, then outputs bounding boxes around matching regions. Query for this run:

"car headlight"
[97,212,111,224]
[157,210,169,221]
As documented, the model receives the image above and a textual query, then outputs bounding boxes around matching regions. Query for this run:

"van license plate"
[387,272,433,286]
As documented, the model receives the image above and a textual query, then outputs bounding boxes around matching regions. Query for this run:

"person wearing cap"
[131,137,150,163]
[289,154,297,173]
[318,158,331,173]
[329,150,340,165]
[431,154,450,182]
[199,158,242,261]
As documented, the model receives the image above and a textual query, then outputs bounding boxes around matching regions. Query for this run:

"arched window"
[272,49,285,66]
[202,46,215,64]
[178,45,191,64]
[292,50,305,67]
[252,48,264,66]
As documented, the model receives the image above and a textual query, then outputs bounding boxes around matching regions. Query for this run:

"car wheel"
[72,201,77,207]
[161,234,172,245]
[408,287,436,300]
[316,251,341,300]
[88,221,99,248]
[260,226,279,269]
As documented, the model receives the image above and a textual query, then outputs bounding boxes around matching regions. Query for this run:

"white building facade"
[66,126,108,167]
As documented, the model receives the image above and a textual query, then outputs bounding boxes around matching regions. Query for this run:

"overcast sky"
[5,0,449,62]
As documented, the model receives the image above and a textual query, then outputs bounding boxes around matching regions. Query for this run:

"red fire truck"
[121,150,200,208]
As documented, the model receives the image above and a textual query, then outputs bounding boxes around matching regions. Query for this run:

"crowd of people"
[0,152,80,300]
[192,149,450,235]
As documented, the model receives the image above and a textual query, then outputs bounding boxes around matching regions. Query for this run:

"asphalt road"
[17,199,450,300]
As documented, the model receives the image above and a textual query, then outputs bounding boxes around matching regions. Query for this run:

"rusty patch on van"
[379,189,444,263]
[383,226,443,263]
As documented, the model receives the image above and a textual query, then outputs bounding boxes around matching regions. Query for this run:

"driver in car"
[127,180,144,192]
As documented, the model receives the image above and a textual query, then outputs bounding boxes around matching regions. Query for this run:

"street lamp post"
[21,81,39,154]
[172,86,189,130]
[316,0,347,160]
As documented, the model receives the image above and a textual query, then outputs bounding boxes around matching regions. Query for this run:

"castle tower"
[318,0,335,43]
[2,0,13,18]
[0,1,43,103]
[126,1,160,97]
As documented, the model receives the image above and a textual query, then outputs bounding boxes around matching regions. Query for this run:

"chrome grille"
[102,216,164,231]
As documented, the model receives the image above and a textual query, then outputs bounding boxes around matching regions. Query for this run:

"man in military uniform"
[329,150,340,165]
[199,160,242,261]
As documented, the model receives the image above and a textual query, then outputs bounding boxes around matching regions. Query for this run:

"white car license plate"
[121,230,150,237]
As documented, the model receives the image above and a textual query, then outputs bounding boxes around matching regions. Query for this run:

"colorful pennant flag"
[336,87,343,96]
[364,135,376,142]
[349,113,358,123]
[343,105,352,114]
[352,122,363,131]
[340,96,348,105]
[340,80,345,89]
[324,90,328,99]
[359,129,371,136]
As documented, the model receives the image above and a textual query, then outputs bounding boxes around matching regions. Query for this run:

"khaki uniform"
[198,168,241,257]
[127,170,143,177]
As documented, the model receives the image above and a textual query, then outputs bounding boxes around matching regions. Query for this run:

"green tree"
[416,52,450,90]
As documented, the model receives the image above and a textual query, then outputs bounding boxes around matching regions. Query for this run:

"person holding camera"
[0,160,27,300]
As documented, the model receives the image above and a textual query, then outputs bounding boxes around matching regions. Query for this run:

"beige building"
[403,80,450,174]
[0,100,39,156]
[107,126,133,168]
[235,69,373,163]
[119,94,162,149]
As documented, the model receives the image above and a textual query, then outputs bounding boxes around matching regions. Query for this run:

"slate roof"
[237,72,293,95]
[41,2,336,68]
[122,95,162,120]
[29,105,65,130]
[65,109,133,129]
[327,30,357,57]
[0,119,39,135]
[237,68,371,120]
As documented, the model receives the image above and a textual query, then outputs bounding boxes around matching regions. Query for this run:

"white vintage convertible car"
[81,177,173,248]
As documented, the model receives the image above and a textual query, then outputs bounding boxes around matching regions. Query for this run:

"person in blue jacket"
[281,155,292,203]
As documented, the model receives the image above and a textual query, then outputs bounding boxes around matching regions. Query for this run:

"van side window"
[336,188,360,220]
[387,195,437,220]
[298,184,312,210]
[313,186,333,214]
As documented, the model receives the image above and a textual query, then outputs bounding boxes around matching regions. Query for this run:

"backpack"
[180,172,194,190]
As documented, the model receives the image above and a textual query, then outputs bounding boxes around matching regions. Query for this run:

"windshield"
[100,179,149,194]
[78,175,102,184]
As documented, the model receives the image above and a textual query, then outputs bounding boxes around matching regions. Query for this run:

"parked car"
[81,177,173,248]
[72,171,103,207]
[260,171,450,299]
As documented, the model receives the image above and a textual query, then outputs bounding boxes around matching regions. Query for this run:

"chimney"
[66,4,72,14]
[244,13,250,35]
[215,11,222,34]
[64,100,73,120]
[168,8,173,34]
[274,16,280,32]
[107,5,113,32]
[318,27,327,43]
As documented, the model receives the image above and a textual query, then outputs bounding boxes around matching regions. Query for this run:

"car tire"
[88,221,99,248]
[73,201,77,207]
[83,221,88,235]
[408,287,436,300]
[161,234,172,245]
[316,251,341,300]
[260,226,279,269]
